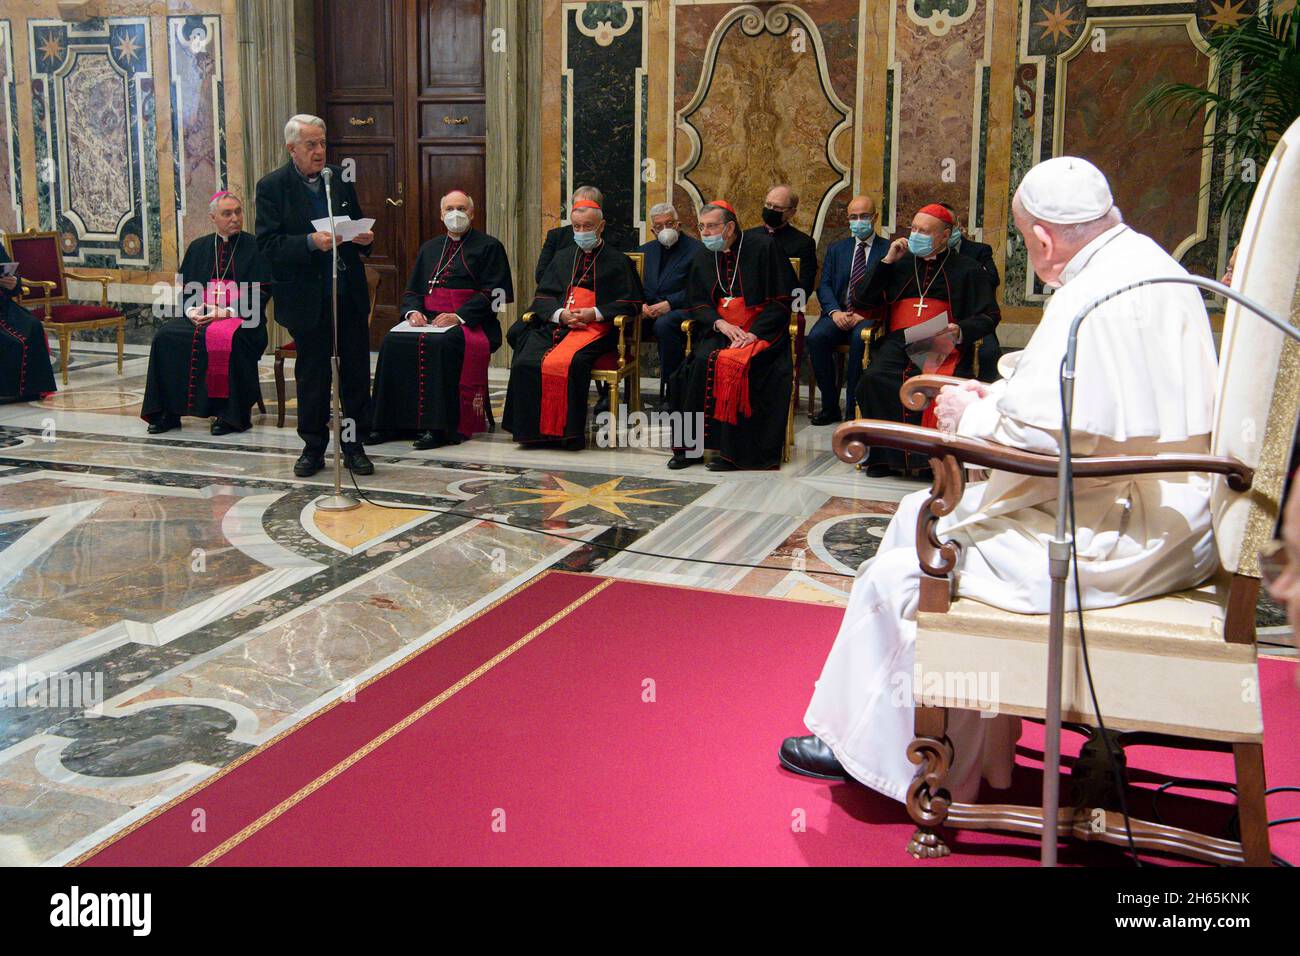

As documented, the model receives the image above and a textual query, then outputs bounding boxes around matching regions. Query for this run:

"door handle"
[386,197,404,207]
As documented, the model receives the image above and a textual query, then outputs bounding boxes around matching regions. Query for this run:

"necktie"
[848,240,867,301]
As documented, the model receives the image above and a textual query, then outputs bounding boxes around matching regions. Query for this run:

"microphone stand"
[1042,274,1294,866]
[315,166,360,513]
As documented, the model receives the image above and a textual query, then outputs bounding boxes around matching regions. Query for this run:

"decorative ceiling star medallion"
[1036,1,1080,47]
[1204,0,1251,32]
[37,30,64,66]
[508,476,674,520]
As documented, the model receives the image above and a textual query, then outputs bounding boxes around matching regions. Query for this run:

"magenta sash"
[201,280,242,400]
[423,286,488,436]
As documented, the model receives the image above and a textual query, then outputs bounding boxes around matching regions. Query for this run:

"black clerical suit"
[255,160,373,455]
[744,223,819,300]
[0,245,57,402]
[953,237,1003,382]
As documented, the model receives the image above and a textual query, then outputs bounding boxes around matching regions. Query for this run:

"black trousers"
[294,295,372,455]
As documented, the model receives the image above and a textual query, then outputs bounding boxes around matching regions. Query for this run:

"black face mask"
[762,207,785,229]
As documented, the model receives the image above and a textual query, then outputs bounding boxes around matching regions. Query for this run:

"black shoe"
[666,452,700,470]
[561,435,585,450]
[147,416,180,435]
[344,450,374,476]
[210,419,239,436]
[293,452,324,477]
[779,735,848,781]
[705,457,737,472]
[412,431,444,450]
[364,431,393,446]
[810,410,842,426]
[865,464,900,478]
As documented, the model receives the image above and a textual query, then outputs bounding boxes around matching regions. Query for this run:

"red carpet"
[79,575,1300,867]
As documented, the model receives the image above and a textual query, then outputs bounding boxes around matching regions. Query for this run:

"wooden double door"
[316,0,486,347]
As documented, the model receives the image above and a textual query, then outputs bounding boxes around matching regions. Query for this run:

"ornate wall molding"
[29,16,158,268]
[673,4,853,241]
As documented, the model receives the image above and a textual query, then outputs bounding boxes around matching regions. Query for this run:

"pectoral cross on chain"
[566,291,577,310]
[721,296,734,308]
[913,299,927,317]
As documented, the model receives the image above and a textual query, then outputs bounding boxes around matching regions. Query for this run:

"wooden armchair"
[4,229,124,384]
[274,265,381,427]
[828,122,1300,866]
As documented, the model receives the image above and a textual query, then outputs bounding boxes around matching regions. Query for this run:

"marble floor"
[0,342,1291,866]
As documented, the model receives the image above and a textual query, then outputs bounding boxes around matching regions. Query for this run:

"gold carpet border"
[555,568,853,608]
[191,577,616,867]
[68,569,601,867]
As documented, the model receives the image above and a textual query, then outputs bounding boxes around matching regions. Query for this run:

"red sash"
[709,296,770,426]
[201,278,244,400]
[540,286,610,436]
[891,296,960,429]
[423,286,488,436]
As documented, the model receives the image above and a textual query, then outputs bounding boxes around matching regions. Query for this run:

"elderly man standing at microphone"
[779,157,1219,804]
[256,114,376,477]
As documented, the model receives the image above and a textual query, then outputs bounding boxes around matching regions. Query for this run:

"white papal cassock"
[804,223,1220,802]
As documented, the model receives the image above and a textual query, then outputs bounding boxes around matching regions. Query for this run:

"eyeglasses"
[298,139,326,151]
[763,202,792,212]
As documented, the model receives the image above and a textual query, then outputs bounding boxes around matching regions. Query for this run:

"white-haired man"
[369,190,513,449]
[637,201,702,395]
[141,191,271,434]
[255,114,377,477]
[781,158,1219,805]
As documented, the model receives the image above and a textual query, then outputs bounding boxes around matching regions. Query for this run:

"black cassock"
[0,244,57,402]
[668,231,795,469]
[850,247,999,469]
[503,242,642,442]
[371,229,512,438]
[141,232,271,429]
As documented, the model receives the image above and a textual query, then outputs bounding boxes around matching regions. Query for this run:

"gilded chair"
[275,265,381,427]
[830,119,1300,866]
[516,251,644,447]
[4,230,124,385]
[591,251,645,444]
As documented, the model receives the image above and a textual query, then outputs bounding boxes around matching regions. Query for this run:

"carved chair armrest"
[681,317,693,354]
[64,271,111,306]
[900,375,969,412]
[832,419,1253,490]
[832,419,1253,600]
[611,313,628,370]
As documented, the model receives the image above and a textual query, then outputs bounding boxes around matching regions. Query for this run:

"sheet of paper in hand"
[311,216,376,243]
[902,310,949,345]
[389,319,454,334]
[0,261,18,277]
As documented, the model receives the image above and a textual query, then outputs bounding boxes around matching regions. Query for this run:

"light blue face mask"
[702,232,726,252]
[908,231,934,257]
[849,218,874,239]
[573,228,600,251]
[948,227,963,251]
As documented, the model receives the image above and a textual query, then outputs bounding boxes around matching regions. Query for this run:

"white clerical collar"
[1058,223,1127,286]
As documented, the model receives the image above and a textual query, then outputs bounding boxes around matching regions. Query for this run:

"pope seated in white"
[780,157,1220,802]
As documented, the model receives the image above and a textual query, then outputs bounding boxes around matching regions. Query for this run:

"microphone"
[320,166,333,186]
[1037,274,1293,867]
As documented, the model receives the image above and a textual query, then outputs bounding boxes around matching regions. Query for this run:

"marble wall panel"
[168,14,227,263]
[0,20,20,235]
[29,17,158,269]
[669,1,860,249]
[562,1,646,247]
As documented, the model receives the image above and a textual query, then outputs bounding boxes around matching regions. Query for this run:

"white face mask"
[656,227,679,248]
[443,210,470,234]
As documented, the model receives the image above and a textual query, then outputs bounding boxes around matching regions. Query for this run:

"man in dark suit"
[939,202,1002,382]
[256,114,376,478]
[637,202,702,397]
[807,195,890,424]
[744,183,818,301]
